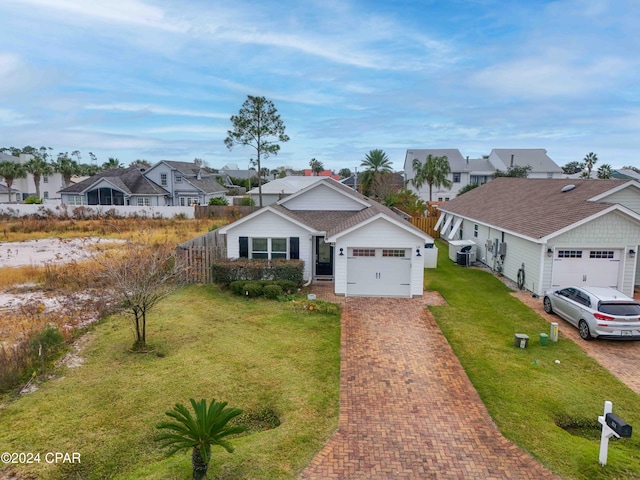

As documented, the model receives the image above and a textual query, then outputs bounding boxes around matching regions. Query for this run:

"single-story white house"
[218,177,435,297]
[437,178,640,297]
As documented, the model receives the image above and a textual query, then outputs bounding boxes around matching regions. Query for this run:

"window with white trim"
[382,249,406,257]
[137,197,151,206]
[353,249,375,257]
[473,224,478,238]
[176,175,182,183]
[590,250,614,259]
[43,191,49,199]
[250,238,287,259]
[160,173,167,186]
[558,250,582,258]
[43,175,49,183]
[452,172,461,183]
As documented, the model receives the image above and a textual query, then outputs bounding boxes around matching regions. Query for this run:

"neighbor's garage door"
[551,248,621,288]
[347,248,411,297]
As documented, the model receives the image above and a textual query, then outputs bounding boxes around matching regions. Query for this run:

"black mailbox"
[606,412,632,438]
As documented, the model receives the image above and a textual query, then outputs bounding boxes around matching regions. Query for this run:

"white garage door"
[551,248,621,288]
[347,248,411,297]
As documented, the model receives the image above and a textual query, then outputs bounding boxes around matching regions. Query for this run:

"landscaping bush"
[263,284,283,299]
[275,280,298,294]
[23,196,43,204]
[242,281,264,298]
[208,197,229,206]
[211,259,304,286]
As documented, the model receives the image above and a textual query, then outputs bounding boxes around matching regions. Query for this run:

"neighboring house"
[246,176,325,205]
[612,169,640,181]
[137,160,227,206]
[303,169,340,180]
[404,148,563,201]
[217,163,261,186]
[0,182,21,203]
[0,152,65,201]
[218,177,434,297]
[436,178,640,297]
[59,166,171,206]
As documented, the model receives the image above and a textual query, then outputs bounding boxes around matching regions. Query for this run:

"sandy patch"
[0,237,118,268]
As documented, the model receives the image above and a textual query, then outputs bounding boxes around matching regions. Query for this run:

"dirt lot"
[0,237,110,268]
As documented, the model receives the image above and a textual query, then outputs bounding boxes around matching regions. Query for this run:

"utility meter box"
[514,334,529,348]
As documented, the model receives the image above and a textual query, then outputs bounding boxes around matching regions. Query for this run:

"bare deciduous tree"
[99,241,185,351]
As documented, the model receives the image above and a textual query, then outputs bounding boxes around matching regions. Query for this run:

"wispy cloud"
[85,103,228,119]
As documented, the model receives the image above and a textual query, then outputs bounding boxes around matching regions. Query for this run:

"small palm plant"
[155,398,246,480]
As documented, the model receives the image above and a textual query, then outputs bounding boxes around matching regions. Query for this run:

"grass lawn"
[0,285,340,479]
[427,241,640,480]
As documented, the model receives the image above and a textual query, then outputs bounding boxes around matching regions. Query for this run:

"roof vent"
[561,184,576,193]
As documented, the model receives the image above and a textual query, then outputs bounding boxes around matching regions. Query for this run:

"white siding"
[283,184,366,211]
[224,210,313,280]
[333,218,425,297]
[597,188,640,214]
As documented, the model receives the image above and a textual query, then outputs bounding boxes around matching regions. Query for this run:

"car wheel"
[578,320,592,341]
[543,296,553,314]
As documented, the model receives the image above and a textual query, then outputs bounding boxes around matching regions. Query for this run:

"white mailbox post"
[598,400,633,466]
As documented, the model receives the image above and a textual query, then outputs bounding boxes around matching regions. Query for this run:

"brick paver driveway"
[299,288,558,479]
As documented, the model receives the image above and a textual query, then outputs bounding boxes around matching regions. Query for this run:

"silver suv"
[543,286,640,340]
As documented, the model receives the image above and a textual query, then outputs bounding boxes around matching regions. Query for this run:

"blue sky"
[1,0,639,172]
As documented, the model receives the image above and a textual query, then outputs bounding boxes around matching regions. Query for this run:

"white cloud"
[0,108,34,126]
[85,103,228,119]
[9,0,187,32]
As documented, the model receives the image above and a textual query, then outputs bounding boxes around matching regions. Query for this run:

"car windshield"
[598,302,640,316]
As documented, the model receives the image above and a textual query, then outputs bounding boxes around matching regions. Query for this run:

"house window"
[444,197,450,201]
[353,249,375,257]
[43,175,49,183]
[160,173,167,186]
[137,197,151,206]
[558,250,582,258]
[180,197,199,206]
[43,191,49,199]
[250,238,287,259]
[452,172,461,183]
[547,172,553,178]
[438,197,443,202]
[382,249,406,257]
[590,250,614,259]
[473,224,478,238]
[176,175,182,183]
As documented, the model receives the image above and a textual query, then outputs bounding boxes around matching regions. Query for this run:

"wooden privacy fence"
[176,229,226,283]
[410,215,441,239]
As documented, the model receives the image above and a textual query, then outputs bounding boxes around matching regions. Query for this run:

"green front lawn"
[0,285,340,479]
[428,241,640,480]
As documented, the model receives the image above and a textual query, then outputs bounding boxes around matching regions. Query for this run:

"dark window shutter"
[239,237,249,258]
[289,237,299,259]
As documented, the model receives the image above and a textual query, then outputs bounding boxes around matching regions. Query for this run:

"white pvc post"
[598,401,615,466]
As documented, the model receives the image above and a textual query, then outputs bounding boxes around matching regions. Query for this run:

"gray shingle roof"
[59,166,169,195]
[490,149,562,173]
[438,178,630,240]
[271,178,429,238]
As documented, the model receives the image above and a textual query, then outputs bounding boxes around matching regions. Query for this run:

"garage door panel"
[347,251,411,297]
[551,248,620,288]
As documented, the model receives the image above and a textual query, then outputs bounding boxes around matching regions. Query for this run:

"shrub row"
[211,259,304,286]
[229,280,298,299]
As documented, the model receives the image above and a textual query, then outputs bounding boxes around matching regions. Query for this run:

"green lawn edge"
[427,240,640,480]
[0,285,340,479]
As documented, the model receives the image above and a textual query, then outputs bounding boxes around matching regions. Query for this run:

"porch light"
[547,248,553,258]
[339,248,344,256]
[629,249,636,258]
[416,247,421,257]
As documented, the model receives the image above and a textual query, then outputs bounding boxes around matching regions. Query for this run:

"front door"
[315,237,334,276]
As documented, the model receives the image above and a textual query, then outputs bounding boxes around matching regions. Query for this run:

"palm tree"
[0,160,28,202]
[597,163,613,179]
[54,153,80,187]
[102,157,123,170]
[582,152,598,179]
[309,158,324,176]
[360,149,392,195]
[410,154,452,202]
[25,154,53,199]
[155,398,246,480]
